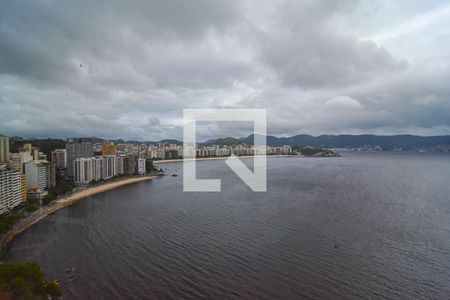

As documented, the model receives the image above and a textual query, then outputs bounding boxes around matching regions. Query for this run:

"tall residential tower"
[0,134,10,164]
[66,138,94,178]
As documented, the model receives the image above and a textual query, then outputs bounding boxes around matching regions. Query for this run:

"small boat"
[66,267,75,279]
[172,174,178,177]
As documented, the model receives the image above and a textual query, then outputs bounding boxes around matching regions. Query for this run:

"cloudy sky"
[1,0,450,141]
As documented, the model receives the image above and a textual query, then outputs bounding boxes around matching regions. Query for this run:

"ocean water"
[4,153,450,299]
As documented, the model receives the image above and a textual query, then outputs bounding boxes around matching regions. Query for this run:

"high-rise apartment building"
[10,153,24,173]
[0,168,22,214]
[66,138,94,178]
[10,151,32,173]
[137,158,146,175]
[25,160,50,190]
[49,163,56,188]
[74,156,117,184]
[20,174,27,201]
[73,157,94,184]
[124,155,137,176]
[32,149,40,161]
[115,156,125,175]
[0,134,10,164]
[51,149,67,169]
[101,155,116,179]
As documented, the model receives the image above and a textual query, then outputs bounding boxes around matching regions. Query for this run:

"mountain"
[9,138,66,159]
[241,134,450,151]
[203,137,248,147]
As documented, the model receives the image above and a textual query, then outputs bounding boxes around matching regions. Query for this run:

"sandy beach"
[0,174,161,257]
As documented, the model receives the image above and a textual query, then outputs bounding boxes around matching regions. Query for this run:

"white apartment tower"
[25,160,50,190]
[0,169,23,213]
[74,156,117,184]
[137,158,146,175]
[73,158,94,184]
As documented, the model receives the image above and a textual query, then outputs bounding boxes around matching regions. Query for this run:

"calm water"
[4,153,450,299]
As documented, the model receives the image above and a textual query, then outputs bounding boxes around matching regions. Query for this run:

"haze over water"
[4,153,450,299]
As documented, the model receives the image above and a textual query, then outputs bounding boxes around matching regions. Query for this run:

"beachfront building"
[281,145,293,154]
[74,156,118,184]
[66,138,94,178]
[25,160,51,191]
[101,155,116,179]
[27,188,48,201]
[124,155,137,176]
[0,168,23,213]
[115,156,125,175]
[74,157,94,184]
[51,149,67,169]
[137,158,146,175]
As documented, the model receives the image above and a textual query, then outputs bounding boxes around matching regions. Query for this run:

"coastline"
[0,155,296,257]
[154,154,297,164]
[0,174,161,258]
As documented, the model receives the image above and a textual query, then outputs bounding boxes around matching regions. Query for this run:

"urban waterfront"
[4,153,450,299]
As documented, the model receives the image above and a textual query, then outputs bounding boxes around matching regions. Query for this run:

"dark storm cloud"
[256,0,407,89]
[0,0,449,140]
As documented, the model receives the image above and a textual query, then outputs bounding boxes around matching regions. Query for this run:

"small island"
[298,146,341,157]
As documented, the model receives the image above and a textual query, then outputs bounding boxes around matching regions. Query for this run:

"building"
[115,156,125,175]
[38,152,47,161]
[73,157,94,184]
[0,134,10,164]
[10,151,32,173]
[49,163,56,188]
[66,138,94,178]
[101,141,117,156]
[124,155,137,176]
[51,149,67,169]
[0,168,22,214]
[281,145,293,154]
[25,160,50,190]
[137,158,146,175]
[20,174,27,201]
[73,156,117,185]
[101,155,116,179]
[22,143,33,153]
[10,153,24,173]
[32,149,40,161]
[27,188,48,201]
[145,159,155,173]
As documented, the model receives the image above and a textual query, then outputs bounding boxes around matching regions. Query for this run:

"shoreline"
[154,154,298,164]
[0,174,161,258]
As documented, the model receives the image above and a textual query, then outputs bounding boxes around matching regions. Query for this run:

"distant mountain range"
[214,134,450,151]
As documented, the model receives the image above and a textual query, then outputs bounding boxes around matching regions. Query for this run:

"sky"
[1,0,450,141]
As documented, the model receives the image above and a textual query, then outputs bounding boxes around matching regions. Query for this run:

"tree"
[0,262,62,299]
[42,194,57,206]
